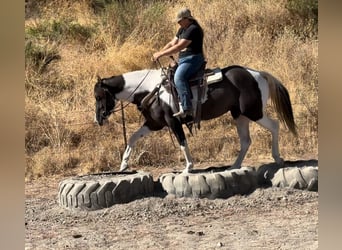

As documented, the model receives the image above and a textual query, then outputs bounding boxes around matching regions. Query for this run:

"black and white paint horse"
[94,65,297,173]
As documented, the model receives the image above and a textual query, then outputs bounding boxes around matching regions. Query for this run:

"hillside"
[25,0,318,179]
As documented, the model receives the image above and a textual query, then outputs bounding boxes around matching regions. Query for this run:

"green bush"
[286,0,318,21]
[26,18,97,43]
[89,0,115,13]
[25,39,60,73]
[285,0,318,39]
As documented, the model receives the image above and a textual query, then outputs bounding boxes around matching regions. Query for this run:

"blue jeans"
[174,54,204,111]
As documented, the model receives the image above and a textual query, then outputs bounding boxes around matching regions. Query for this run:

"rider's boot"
[173,103,193,118]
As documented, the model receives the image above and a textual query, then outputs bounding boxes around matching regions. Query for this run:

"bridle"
[97,59,179,149]
[97,69,153,148]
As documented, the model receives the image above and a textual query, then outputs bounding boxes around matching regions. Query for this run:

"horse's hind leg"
[256,114,283,165]
[232,115,251,169]
[119,125,152,171]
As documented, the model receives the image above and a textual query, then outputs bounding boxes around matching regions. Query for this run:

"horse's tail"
[260,71,298,136]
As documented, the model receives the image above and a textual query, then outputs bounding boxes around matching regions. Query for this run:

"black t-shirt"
[176,23,203,58]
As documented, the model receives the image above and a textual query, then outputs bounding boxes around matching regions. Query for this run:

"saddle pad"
[207,68,222,85]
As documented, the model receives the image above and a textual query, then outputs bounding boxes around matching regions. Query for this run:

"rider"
[152,8,205,118]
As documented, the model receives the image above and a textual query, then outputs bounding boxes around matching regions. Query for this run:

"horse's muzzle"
[95,111,111,126]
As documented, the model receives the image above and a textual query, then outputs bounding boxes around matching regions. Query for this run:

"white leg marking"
[232,116,251,169]
[119,125,152,171]
[119,145,133,171]
[180,141,194,173]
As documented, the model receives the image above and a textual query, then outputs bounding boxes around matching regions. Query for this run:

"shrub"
[26,18,97,43]
[25,38,60,73]
[285,0,318,38]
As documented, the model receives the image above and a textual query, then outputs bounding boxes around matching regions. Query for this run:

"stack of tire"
[257,161,318,191]
[57,161,318,211]
[58,171,154,211]
[158,167,257,199]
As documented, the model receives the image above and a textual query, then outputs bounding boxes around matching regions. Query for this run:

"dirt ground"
[25,162,318,250]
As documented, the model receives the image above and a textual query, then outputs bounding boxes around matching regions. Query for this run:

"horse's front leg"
[119,125,152,171]
[166,116,194,173]
[232,115,251,169]
[180,140,194,173]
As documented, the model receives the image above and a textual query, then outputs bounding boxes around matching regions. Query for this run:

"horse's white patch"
[246,68,269,108]
[118,69,165,102]
[159,86,177,110]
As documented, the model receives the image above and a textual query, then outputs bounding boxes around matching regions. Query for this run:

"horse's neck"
[116,69,163,102]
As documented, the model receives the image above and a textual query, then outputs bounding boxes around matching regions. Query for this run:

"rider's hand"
[152,52,162,62]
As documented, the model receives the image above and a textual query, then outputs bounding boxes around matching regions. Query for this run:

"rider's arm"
[154,38,191,59]
[161,37,179,51]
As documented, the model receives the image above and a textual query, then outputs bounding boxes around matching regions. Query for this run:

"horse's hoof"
[276,158,284,166]
[185,164,194,173]
[119,165,129,172]
[182,168,193,174]
[228,165,241,170]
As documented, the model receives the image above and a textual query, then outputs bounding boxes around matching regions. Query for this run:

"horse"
[94,65,297,173]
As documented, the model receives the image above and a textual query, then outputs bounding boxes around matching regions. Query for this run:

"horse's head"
[94,76,116,126]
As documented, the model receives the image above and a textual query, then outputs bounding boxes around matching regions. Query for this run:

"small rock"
[196,231,204,236]
[72,234,82,239]
[217,242,224,247]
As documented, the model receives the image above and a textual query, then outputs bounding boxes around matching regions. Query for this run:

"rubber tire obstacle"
[271,166,318,191]
[256,160,318,191]
[57,160,318,211]
[58,171,154,211]
[159,166,258,199]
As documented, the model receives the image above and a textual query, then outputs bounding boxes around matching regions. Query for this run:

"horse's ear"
[97,75,102,83]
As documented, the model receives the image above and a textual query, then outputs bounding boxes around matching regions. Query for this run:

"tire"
[58,171,154,211]
[159,166,258,199]
[256,160,318,191]
[271,166,318,191]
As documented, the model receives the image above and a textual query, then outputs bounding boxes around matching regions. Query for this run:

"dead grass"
[25,0,318,179]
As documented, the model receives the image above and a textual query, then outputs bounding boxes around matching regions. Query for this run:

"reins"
[120,100,127,148]
[101,69,152,149]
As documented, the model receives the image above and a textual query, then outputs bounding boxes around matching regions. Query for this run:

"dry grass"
[25,0,318,180]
